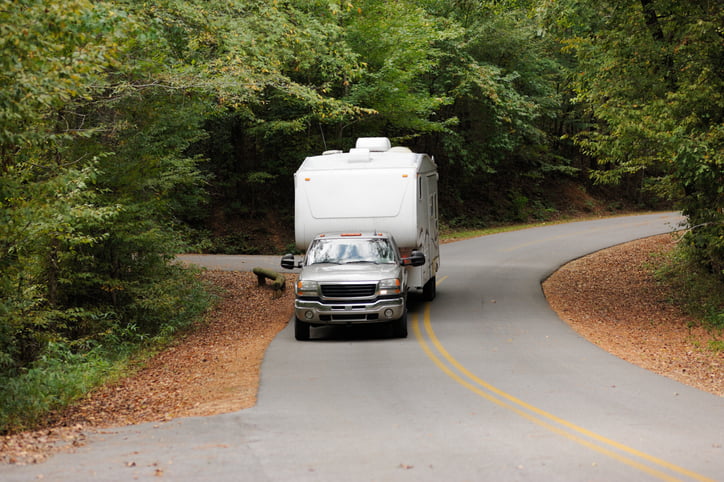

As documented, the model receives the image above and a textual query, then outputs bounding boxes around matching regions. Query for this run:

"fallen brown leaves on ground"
[3,236,723,465]
[544,234,723,397]
[55,271,296,426]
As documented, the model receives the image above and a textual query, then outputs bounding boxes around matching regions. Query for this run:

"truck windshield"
[306,238,396,265]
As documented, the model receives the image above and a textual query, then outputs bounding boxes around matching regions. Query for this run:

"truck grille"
[321,284,376,298]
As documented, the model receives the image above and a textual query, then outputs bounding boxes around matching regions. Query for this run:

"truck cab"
[281,232,424,340]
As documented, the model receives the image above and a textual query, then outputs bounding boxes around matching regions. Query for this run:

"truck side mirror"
[405,250,425,267]
[281,253,297,270]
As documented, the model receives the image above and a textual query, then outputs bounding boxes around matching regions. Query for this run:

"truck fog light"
[384,308,394,319]
[304,310,314,320]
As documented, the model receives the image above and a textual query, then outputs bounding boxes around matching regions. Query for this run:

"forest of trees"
[1,0,721,430]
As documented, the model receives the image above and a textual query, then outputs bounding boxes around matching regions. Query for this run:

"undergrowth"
[0,268,216,434]
[654,241,724,351]
[0,344,117,433]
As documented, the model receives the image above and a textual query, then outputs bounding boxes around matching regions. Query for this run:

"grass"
[440,222,544,242]
[653,242,724,351]
[439,211,655,243]
[0,343,123,432]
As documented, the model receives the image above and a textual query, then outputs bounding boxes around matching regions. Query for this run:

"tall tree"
[0,0,212,374]
[542,0,724,274]
[411,0,569,222]
[0,0,125,367]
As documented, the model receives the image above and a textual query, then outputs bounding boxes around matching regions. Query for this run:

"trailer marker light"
[304,177,311,181]
[402,174,408,178]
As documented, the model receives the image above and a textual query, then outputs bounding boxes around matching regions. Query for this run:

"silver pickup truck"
[281,232,425,340]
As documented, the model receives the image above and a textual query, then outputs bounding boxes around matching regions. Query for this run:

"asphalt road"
[4,212,723,481]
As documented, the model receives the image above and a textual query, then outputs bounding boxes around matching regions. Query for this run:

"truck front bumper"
[294,297,405,324]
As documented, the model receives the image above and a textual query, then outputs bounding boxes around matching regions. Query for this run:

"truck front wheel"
[392,311,408,338]
[295,318,310,341]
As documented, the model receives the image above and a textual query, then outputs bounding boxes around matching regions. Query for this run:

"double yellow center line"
[412,289,713,482]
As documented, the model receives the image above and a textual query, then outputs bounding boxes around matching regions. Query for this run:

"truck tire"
[295,318,310,341]
[422,276,436,301]
[392,311,408,338]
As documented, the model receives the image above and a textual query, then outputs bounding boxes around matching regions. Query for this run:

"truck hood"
[300,263,401,283]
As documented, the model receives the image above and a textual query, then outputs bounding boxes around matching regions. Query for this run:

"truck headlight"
[379,278,401,296]
[296,280,319,297]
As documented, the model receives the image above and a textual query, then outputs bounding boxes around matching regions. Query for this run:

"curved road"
[5,213,723,481]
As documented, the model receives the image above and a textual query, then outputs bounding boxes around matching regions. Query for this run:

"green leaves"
[0,0,215,399]
[344,0,454,133]
[546,0,724,273]
[0,0,123,151]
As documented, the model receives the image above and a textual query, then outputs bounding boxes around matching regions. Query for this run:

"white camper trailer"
[282,138,440,340]
[293,137,440,294]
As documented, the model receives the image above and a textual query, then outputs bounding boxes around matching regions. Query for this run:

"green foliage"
[0,265,212,432]
[0,343,114,431]
[407,3,571,223]
[544,0,724,272]
[0,0,218,432]
[183,0,572,230]
[0,0,121,151]
[655,242,724,346]
[344,0,455,134]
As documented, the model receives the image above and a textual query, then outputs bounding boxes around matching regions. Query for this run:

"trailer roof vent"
[355,137,391,152]
[348,148,371,162]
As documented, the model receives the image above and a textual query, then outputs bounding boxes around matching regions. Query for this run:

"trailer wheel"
[392,311,408,338]
[295,318,310,341]
[422,276,436,301]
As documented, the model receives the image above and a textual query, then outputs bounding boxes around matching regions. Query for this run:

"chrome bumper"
[294,297,405,324]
